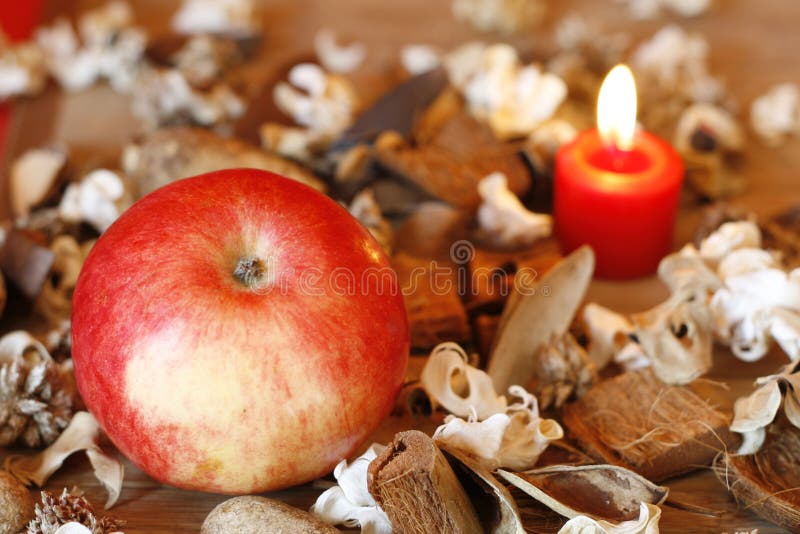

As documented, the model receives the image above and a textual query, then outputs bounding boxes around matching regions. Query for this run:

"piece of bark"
[393,201,470,261]
[122,127,325,197]
[368,430,483,534]
[0,228,55,300]
[201,496,340,534]
[562,369,739,482]
[715,422,800,533]
[374,129,530,209]
[466,239,562,313]
[392,253,470,349]
[444,448,526,534]
[487,246,595,394]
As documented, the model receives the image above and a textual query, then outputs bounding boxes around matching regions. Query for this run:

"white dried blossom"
[35,2,145,93]
[632,25,722,102]
[310,444,392,534]
[314,29,366,74]
[273,63,357,137]
[730,360,800,454]
[477,172,552,249]
[400,44,441,75]
[622,0,710,20]
[0,38,46,100]
[59,169,126,233]
[582,303,647,371]
[750,83,800,146]
[698,221,761,264]
[673,103,744,155]
[172,35,240,88]
[558,502,662,534]
[131,67,244,130]
[172,0,257,36]
[443,41,487,91]
[433,385,563,472]
[452,0,545,35]
[453,44,567,139]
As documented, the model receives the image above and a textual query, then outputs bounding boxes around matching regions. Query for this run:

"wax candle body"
[554,128,684,279]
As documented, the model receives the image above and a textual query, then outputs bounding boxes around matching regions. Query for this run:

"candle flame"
[597,64,637,151]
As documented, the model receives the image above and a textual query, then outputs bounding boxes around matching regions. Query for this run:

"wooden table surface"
[2,0,800,532]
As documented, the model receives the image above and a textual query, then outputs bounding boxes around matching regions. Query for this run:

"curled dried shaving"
[420,342,507,420]
[498,464,667,523]
[557,502,662,534]
[6,412,124,509]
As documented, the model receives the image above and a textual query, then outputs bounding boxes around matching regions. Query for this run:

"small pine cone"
[27,489,123,534]
[0,332,76,448]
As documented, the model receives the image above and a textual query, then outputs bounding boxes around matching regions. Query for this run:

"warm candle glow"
[597,64,638,151]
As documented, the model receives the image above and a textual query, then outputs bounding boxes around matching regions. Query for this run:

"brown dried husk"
[497,464,667,523]
[561,369,738,481]
[714,423,800,533]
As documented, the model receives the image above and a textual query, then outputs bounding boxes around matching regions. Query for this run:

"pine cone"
[27,489,123,534]
[0,331,75,448]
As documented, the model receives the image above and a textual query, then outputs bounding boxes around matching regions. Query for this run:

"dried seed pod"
[202,496,340,534]
[498,464,668,522]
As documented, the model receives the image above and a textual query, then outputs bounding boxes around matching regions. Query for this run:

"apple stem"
[233,257,267,290]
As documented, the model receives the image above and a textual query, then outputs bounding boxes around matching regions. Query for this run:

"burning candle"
[553,65,684,279]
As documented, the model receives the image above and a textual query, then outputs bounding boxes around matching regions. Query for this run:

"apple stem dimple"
[234,257,267,290]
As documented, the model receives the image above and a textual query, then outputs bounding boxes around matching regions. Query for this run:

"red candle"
[554,65,684,280]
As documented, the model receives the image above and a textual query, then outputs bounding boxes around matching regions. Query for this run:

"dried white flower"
[456,44,567,139]
[59,169,126,233]
[698,221,761,264]
[622,0,710,20]
[273,63,357,138]
[172,0,257,36]
[131,67,244,130]
[433,385,563,471]
[632,25,722,102]
[452,0,546,34]
[557,502,662,534]
[443,41,487,90]
[750,83,800,146]
[10,147,67,218]
[6,411,124,509]
[582,303,646,371]
[172,35,240,88]
[310,444,391,534]
[0,38,46,100]
[400,45,441,75]
[314,29,366,74]
[420,342,507,420]
[35,2,146,93]
[674,103,744,154]
[477,172,552,248]
[730,360,800,454]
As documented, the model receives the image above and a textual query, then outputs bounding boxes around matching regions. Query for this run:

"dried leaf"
[497,464,668,522]
[5,411,124,509]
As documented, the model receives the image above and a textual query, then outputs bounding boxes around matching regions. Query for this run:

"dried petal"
[699,221,762,263]
[730,380,782,433]
[314,29,365,74]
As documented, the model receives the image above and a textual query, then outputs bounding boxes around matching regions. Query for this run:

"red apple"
[71,169,409,493]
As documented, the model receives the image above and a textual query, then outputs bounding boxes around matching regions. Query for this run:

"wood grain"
[1,0,799,532]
